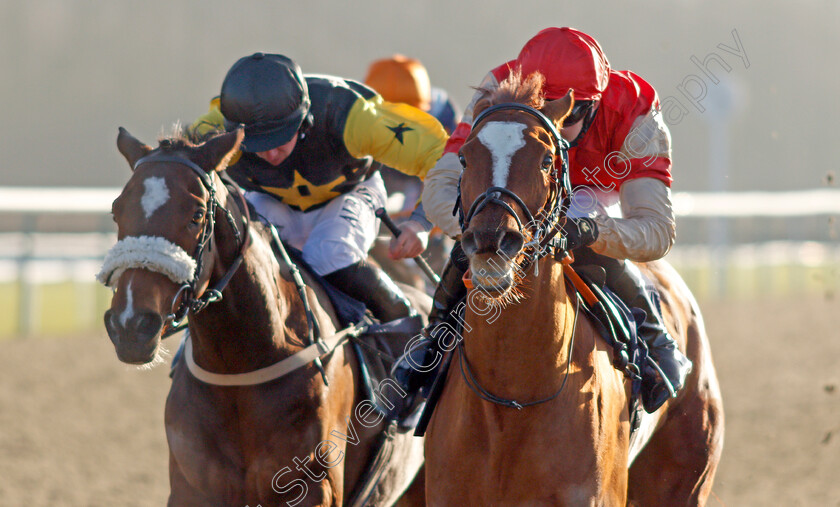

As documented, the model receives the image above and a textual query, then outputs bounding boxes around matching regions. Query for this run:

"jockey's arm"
[343,95,449,258]
[343,94,448,180]
[590,107,676,262]
[590,177,676,262]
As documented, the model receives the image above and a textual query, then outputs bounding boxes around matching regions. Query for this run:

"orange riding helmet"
[515,27,611,101]
[364,54,432,111]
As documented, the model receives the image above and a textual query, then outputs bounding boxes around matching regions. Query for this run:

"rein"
[457,293,580,409]
[130,154,252,338]
[457,103,574,274]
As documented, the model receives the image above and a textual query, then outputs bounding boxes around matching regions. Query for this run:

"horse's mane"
[474,68,546,112]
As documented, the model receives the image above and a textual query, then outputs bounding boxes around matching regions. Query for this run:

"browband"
[133,154,214,190]
[471,103,569,152]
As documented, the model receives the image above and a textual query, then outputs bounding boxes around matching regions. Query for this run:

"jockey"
[397,27,692,413]
[189,52,448,323]
[364,55,462,237]
[365,54,461,135]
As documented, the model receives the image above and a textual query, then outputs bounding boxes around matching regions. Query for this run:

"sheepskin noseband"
[97,235,197,287]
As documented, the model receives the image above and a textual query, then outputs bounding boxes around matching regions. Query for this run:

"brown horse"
[424,73,724,505]
[101,128,426,506]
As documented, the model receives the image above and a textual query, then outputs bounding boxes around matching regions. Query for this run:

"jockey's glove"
[562,217,599,251]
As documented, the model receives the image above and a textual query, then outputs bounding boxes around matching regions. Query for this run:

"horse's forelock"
[477,69,546,111]
[156,123,197,153]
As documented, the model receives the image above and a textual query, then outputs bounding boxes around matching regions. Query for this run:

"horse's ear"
[470,81,497,122]
[117,127,153,171]
[193,129,244,173]
[541,90,575,129]
[472,96,492,121]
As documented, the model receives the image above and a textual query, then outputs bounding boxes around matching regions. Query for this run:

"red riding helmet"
[515,27,611,101]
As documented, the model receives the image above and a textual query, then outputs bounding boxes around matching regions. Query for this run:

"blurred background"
[0,1,837,506]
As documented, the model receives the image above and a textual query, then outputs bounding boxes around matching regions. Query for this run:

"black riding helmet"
[220,52,311,152]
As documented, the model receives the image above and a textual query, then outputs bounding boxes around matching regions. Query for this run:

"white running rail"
[2,186,840,216]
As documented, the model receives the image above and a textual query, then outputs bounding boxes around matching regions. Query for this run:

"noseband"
[131,153,251,336]
[457,103,573,269]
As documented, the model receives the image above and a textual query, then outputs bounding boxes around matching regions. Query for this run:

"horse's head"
[100,127,243,364]
[458,71,573,297]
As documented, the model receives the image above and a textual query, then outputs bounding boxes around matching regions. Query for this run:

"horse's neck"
[187,193,297,374]
[463,257,574,394]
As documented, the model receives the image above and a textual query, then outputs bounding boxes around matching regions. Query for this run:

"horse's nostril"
[132,312,163,339]
[461,231,478,257]
[462,229,523,256]
[499,230,525,258]
[104,309,118,332]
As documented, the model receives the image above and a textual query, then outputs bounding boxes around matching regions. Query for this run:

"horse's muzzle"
[461,227,525,295]
[104,309,164,364]
[461,228,525,259]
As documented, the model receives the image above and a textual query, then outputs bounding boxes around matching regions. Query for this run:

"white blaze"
[119,279,135,327]
[477,121,526,188]
[141,176,170,219]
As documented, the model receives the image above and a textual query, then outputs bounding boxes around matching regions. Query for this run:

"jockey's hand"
[389,220,429,260]
[562,217,599,251]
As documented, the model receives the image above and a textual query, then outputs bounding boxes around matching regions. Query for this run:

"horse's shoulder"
[250,224,342,333]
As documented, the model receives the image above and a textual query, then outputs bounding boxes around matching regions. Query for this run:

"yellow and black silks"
[189,75,447,211]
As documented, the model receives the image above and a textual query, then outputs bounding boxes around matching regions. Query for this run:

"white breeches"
[246,173,387,276]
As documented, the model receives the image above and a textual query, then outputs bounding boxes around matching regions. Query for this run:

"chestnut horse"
[425,73,724,505]
[101,128,426,506]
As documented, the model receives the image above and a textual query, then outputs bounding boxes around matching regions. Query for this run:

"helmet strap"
[299,112,314,136]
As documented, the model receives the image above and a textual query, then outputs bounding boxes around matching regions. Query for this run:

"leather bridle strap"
[472,102,566,151]
[462,185,533,232]
[459,102,573,266]
[133,154,214,189]
[132,153,251,337]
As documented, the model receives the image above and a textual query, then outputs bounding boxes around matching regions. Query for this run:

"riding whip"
[375,208,441,285]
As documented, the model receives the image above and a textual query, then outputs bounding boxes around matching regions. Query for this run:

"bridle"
[454,102,582,409]
[456,102,574,273]
[130,151,345,385]
[131,152,252,337]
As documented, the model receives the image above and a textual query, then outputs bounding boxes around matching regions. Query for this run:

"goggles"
[562,100,594,127]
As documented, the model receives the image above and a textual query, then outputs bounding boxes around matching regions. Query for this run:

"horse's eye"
[192,209,205,224]
[542,154,554,172]
[458,153,467,168]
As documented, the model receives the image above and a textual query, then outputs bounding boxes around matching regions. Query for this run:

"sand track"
[1,296,838,506]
